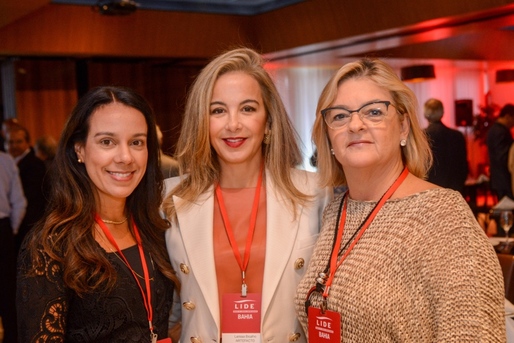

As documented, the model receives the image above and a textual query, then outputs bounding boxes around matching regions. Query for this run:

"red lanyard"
[322,167,409,298]
[215,163,264,297]
[95,214,157,341]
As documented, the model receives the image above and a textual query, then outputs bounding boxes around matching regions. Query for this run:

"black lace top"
[17,243,175,343]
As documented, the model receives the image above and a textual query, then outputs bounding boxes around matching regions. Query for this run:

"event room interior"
[3,0,514,340]
[2,0,514,175]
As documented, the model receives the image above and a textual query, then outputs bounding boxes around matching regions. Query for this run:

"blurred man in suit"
[0,151,26,343]
[5,125,47,252]
[487,104,514,200]
[424,98,469,194]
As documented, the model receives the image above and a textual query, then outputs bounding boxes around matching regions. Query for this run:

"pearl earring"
[400,139,407,147]
[330,148,335,155]
[78,158,82,163]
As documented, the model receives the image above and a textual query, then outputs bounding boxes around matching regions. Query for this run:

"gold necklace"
[96,228,154,281]
[101,217,128,225]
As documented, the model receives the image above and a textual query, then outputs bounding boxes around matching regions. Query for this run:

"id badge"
[307,306,341,343]
[222,293,262,343]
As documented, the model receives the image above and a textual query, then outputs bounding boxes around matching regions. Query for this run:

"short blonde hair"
[312,58,432,188]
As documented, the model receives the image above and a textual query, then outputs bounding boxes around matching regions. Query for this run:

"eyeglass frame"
[321,100,396,129]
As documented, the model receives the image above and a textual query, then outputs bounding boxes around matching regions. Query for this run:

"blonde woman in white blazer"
[162,48,331,343]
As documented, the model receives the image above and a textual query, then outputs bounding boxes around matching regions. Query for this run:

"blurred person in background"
[487,103,514,200]
[423,98,468,194]
[156,124,179,179]
[4,124,47,253]
[0,151,26,343]
[0,118,22,152]
[34,134,57,170]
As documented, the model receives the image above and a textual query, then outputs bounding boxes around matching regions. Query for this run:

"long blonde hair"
[162,47,310,219]
[312,58,432,188]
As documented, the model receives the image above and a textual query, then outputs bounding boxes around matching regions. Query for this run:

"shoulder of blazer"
[163,175,213,209]
[163,169,326,206]
[289,168,322,193]
[163,175,184,195]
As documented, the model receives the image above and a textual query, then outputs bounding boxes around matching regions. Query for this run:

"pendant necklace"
[101,217,128,225]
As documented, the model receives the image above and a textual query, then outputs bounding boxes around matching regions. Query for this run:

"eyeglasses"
[321,100,395,129]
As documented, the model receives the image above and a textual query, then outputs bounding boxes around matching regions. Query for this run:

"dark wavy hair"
[24,86,178,295]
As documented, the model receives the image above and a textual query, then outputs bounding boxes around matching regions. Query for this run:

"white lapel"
[174,186,220,328]
[261,170,303,317]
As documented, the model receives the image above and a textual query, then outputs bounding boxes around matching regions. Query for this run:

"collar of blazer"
[170,169,305,328]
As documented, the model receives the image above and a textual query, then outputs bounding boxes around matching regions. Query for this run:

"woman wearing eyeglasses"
[295,58,505,342]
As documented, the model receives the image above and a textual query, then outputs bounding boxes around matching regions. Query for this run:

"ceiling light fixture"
[496,69,514,83]
[400,64,436,82]
[95,0,138,15]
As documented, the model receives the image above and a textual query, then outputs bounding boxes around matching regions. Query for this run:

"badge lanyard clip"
[241,271,247,297]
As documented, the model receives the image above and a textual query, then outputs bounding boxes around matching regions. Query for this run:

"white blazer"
[165,169,331,343]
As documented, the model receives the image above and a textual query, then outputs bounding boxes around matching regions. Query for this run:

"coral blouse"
[213,186,267,328]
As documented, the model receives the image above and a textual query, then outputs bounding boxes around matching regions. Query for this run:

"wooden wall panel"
[11,58,203,156]
[141,64,202,156]
[86,59,203,155]
[87,60,147,94]
[248,0,514,53]
[1,0,514,59]
[0,4,251,59]
[0,0,49,28]
[14,59,77,145]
